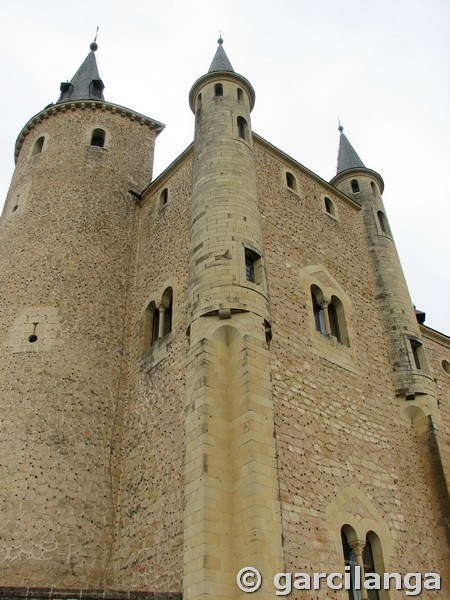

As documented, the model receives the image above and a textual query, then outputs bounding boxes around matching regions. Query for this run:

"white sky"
[1,0,449,335]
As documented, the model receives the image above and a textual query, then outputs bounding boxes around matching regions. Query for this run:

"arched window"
[370,181,377,195]
[214,83,223,97]
[237,116,248,140]
[91,128,106,147]
[311,286,326,335]
[377,211,389,234]
[237,88,243,102]
[162,287,173,336]
[324,197,335,216]
[341,528,361,600]
[286,172,297,191]
[196,93,202,115]
[351,179,360,193]
[329,295,349,345]
[32,136,45,156]
[144,301,159,349]
[363,536,380,600]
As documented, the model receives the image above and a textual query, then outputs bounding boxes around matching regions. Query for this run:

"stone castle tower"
[0,40,449,599]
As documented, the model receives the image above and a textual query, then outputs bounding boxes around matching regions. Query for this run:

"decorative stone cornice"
[14,100,165,163]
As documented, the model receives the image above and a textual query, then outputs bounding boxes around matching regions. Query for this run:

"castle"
[0,39,449,599]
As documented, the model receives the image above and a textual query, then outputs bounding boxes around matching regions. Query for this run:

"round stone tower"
[330,126,437,407]
[0,43,163,587]
[183,40,284,600]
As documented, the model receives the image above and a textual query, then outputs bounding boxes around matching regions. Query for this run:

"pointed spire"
[208,37,234,73]
[336,124,366,174]
[57,39,105,103]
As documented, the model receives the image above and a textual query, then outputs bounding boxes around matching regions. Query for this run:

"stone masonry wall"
[255,140,448,596]
[110,154,193,592]
[0,106,157,588]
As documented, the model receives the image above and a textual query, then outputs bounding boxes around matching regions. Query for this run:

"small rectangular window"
[410,339,422,370]
[244,247,262,285]
[245,253,255,282]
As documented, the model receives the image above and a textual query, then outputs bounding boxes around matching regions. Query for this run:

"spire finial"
[90,27,99,52]
[338,118,344,133]
[218,32,223,45]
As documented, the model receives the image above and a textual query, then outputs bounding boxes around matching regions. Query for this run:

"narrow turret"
[183,39,284,600]
[331,125,435,402]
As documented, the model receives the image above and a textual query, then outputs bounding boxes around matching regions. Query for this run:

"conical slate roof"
[208,38,234,73]
[57,43,105,103]
[336,125,365,174]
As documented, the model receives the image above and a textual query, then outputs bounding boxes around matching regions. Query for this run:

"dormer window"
[89,79,104,100]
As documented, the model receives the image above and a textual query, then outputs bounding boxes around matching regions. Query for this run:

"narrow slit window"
[312,288,326,335]
[151,309,160,346]
[324,197,335,216]
[244,248,262,284]
[328,302,341,342]
[237,116,248,140]
[237,88,243,102]
[410,339,423,370]
[162,288,173,336]
[160,188,168,208]
[377,211,389,234]
[351,179,360,193]
[245,252,255,282]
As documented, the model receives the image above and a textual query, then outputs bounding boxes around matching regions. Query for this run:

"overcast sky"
[0,0,449,335]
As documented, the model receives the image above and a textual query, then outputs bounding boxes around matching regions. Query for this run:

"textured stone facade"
[0,43,449,599]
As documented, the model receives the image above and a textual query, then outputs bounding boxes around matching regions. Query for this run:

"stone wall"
[0,105,157,587]
[255,138,448,596]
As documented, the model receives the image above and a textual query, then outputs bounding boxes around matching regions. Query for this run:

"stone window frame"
[323,195,339,221]
[298,265,356,371]
[310,284,350,347]
[341,525,388,600]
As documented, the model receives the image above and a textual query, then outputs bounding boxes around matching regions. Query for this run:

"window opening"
[410,339,422,370]
[91,128,105,147]
[312,291,326,334]
[324,197,335,216]
[351,179,360,193]
[237,116,248,140]
[377,211,389,234]
[328,302,341,342]
[245,252,255,283]
[162,288,173,336]
[341,531,361,600]
[32,136,45,156]
[363,538,380,600]
[160,188,168,208]
[286,172,296,190]
[151,309,160,346]
[237,88,243,102]
[215,83,223,97]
